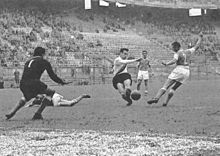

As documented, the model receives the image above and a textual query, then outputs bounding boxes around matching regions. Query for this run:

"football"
[131,90,141,101]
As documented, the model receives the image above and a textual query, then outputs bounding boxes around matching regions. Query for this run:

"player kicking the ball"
[147,33,203,106]
[136,50,152,95]
[27,93,90,107]
[112,48,141,106]
[5,47,72,120]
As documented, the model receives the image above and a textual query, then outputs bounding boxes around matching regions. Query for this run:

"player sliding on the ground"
[27,93,90,107]
[136,50,152,95]
[5,47,76,120]
[112,48,141,106]
[147,32,203,106]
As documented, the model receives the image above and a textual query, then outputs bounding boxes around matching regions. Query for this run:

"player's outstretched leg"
[163,82,182,107]
[148,79,175,105]
[117,83,128,102]
[125,88,132,106]
[70,94,91,106]
[117,83,132,106]
[137,79,142,91]
[163,90,174,107]
[58,94,91,106]
[147,88,166,104]
[6,97,26,120]
[144,79,148,95]
[124,79,132,106]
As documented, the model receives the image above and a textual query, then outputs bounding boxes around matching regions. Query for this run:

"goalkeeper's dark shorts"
[20,79,55,101]
[112,73,132,90]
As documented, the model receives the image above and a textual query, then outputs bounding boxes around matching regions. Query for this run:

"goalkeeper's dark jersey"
[21,56,64,84]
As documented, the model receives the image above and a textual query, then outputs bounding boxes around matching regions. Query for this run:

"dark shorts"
[20,79,55,101]
[0,81,4,89]
[112,73,132,90]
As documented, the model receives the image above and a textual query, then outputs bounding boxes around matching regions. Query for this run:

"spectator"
[14,68,20,88]
[0,66,4,89]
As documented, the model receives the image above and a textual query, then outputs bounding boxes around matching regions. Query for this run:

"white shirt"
[113,56,128,75]
[173,47,196,66]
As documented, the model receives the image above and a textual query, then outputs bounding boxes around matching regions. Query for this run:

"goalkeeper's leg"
[163,81,182,107]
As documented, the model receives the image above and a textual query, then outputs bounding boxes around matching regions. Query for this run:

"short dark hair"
[172,42,181,49]
[142,50,148,53]
[120,48,129,53]
[33,47,46,56]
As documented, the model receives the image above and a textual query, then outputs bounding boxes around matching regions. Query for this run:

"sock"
[164,91,174,105]
[155,88,166,99]
[34,97,50,115]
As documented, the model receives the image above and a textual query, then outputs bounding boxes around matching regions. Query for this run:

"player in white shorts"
[136,50,152,95]
[148,33,203,106]
[27,93,90,107]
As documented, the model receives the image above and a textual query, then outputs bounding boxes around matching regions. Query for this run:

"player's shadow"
[207,110,220,116]
[145,104,166,108]
[146,105,187,109]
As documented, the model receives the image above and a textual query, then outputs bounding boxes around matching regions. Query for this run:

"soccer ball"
[131,90,141,101]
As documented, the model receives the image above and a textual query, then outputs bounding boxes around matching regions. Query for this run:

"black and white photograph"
[0,0,220,155]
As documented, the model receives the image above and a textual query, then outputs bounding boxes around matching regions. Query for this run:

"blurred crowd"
[0,0,87,67]
[0,7,78,67]
[0,0,220,67]
[96,5,220,57]
[147,0,219,4]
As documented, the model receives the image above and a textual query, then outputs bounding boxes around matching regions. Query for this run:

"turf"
[0,78,220,155]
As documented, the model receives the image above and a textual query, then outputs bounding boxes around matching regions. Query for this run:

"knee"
[161,87,167,92]
[119,90,125,95]
[168,89,174,96]
[42,97,53,106]
[124,83,131,89]
[45,88,55,97]
[21,97,26,102]
[137,81,141,85]
[19,97,27,106]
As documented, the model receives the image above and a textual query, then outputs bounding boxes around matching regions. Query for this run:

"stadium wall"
[105,0,220,9]
[0,63,219,88]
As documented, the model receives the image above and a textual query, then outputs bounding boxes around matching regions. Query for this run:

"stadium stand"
[0,0,219,69]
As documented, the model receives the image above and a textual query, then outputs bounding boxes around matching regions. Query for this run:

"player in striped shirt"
[112,48,141,106]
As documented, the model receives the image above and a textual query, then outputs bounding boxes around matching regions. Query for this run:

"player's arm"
[162,54,178,66]
[116,58,141,65]
[45,61,65,85]
[193,32,203,51]
[104,56,114,64]
[214,68,220,75]
[114,59,141,75]
[216,71,220,75]
[187,33,203,54]
[135,62,140,78]
[148,63,153,73]
[136,62,140,70]
[164,59,177,66]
